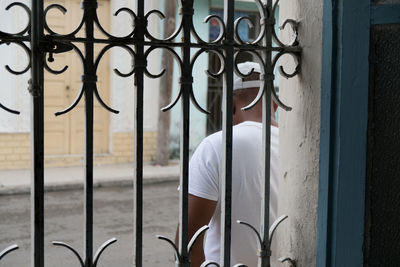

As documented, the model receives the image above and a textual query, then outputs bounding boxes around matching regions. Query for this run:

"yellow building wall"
[0,132,157,169]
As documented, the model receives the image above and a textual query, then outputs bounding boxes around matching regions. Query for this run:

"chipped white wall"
[0,0,31,133]
[275,0,322,266]
[0,0,161,134]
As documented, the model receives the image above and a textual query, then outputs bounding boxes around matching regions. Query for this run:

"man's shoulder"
[199,121,278,149]
[203,130,223,146]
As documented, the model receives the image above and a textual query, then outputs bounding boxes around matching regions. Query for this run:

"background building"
[0,0,263,169]
[0,0,161,169]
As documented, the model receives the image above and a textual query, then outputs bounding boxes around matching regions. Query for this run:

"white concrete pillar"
[275,0,323,266]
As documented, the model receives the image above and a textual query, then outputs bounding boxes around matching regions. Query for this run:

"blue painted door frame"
[317,0,400,266]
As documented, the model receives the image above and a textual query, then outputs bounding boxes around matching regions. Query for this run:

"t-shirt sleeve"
[189,138,220,202]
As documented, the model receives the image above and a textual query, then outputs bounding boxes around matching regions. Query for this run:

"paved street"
[0,181,179,267]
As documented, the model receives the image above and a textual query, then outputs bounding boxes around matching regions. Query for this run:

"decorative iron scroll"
[0,244,19,261]
[0,0,300,266]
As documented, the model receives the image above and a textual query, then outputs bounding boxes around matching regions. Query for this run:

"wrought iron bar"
[46,1,118,266]
[134,0,145,266]
[82,1,96,265]
[30,1,45,267]
[220,0,235,266]
[178,1,193,266]
[261,1,274,266]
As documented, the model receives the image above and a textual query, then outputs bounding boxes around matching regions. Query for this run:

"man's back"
[189,121,279,266]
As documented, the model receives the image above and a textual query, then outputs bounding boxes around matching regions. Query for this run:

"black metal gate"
[0,0,300,266]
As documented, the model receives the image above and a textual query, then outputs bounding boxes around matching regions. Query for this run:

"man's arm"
[175,194,217,267]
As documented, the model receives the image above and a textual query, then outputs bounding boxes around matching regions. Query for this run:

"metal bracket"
[28,78,41,97]
[42,39,73,62]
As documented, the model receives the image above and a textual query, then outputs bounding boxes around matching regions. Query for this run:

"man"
[177,62,279,266]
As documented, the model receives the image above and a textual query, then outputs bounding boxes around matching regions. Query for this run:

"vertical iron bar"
[82,1,97,266]
[221,0,234,266]
[259,1,273,267]
[30,0,45,266]
[134,0,144,266]
[178,1,193,266]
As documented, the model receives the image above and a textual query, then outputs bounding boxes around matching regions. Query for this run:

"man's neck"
[235,117,278,127]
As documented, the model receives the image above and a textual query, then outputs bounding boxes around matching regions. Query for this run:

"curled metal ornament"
[143,46,170,79]
[234,51,267,111]
[234,16,255,45]
[234,51,292,112]
[158,46,214,114]
[2,41,31,76]
[234,51,262,79]
[52,241,85,267]
[237,214,288,264]
[44,40,73,74]
[44,4,84,37]
[202,15,225,44]
[272,51,301,79]
[93,238,117,267]
[52,42,119,115]
[147,47,182,112]
[0,40,29,114]
[45,41,83,80]
[161,89,181,112]
[0,102,20,115]
[53,238,117,267]
[189,48,225,115]
[272,0,299,48]
[200,261,220,267]
[0,244,19,261]
[269,215,289,247]
[95,8,136,39]
[158,225,210,266]
[55,84,84,116]
[145,9,183,42]
[234,0,266,45]
[0,3,31,36]
[94,44,136,78]
[53,44,84,116]
[157,235,181,263]
[94,84,119,114]
[44,60,68,75]
[6,3,30,35]
[191,14,226,44]
[205,50,225,80]
[187,225,209,255]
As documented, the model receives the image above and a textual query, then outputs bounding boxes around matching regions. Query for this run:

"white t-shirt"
[189,121,279,267]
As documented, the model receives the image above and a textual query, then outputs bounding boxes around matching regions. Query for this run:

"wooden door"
[44,0,110,156]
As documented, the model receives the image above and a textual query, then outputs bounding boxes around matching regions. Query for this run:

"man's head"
[232,61,277,126]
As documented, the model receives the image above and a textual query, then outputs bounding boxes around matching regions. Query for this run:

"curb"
[0,165,180,196]
[0,175,179,196]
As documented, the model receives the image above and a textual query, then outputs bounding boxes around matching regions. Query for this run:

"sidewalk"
[0,163,180,195]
